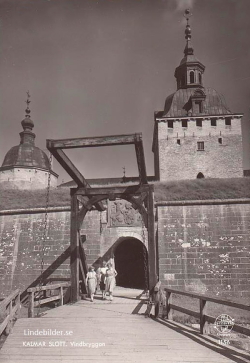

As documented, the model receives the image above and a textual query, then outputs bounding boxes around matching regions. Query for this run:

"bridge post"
[147,185,157,294]
[70,189,80,302]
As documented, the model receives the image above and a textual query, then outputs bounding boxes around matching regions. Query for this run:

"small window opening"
[197,172,205,179]
[195,101,203,113]
[182,120,188,128]
[196,118,202,127]
[168,120,173,128]
[211,118,217,126]
[197,141,204,151]
[218,137,222,144]
[177,139,181,145]
[190,71,195,83]
[198,73,202,84]
[225,117,231,126]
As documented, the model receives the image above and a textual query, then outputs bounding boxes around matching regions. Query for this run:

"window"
[225,117,231,126]
[197,172,205,179]
[198,73,202,84]
[211,118,217,126]
[190,71,195,83]
[168,120,173,128]
[177,139,181,145]
[218,137,222,144]
[195,101,203,113]
[196,118,202,127]
[182,120,188,128]
[197,141,204,151]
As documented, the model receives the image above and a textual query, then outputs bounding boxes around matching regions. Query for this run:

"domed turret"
[0,92,58,189]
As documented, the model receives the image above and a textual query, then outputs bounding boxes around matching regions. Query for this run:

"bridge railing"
[0,289,20,336]
[154,286,250,336]
[27,282,71,318]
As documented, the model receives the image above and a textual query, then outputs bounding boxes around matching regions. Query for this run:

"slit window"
[197,141,204,151]
[218,137,222,144]
[211,118,217,126]
[196,118,202,127]
[168,120,173,128]
[182,120,188,128]
[225,117,231,126]
[199,73,202,84]
[177,139,181,145]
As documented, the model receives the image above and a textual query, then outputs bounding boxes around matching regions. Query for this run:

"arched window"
[190,71,195,83]
[197,172,205,179]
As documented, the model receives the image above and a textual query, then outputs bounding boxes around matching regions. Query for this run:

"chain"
[37,153,52,317]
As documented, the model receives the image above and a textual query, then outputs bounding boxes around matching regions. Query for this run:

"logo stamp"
[214,314,234,335]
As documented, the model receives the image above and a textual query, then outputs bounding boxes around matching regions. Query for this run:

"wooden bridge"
[1,287,250,363]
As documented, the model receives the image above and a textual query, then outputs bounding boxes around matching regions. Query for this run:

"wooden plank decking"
[0,288,249,363]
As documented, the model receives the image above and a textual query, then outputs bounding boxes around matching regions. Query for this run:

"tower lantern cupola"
[174,9,205,90]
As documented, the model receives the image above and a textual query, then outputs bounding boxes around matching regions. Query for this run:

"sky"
[0,0,249,183]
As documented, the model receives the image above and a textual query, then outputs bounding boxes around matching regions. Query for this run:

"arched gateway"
[47,133,157,302]
[114,237,148,289]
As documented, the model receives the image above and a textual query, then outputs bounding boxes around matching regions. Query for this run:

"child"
[86,266,97,302]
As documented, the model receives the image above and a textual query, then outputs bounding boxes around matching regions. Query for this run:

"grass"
[0,188,71,210]
[154,177,250,202]
[0,178,250,210]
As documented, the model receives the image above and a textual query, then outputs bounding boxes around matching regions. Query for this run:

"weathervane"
[183,9,194,55]
[25,91,31,115]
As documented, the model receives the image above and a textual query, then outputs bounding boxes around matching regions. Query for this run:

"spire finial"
[183,9,193,56]
[25,90,31,116]
[122,166,127,183]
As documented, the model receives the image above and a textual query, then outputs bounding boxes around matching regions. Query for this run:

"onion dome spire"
[184,9,193,56]
[20,91,35,145]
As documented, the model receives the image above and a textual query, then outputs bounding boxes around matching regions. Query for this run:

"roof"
[163,87,231,118]
[0,144,51,171]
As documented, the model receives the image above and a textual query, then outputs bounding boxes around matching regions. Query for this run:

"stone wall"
[154,116,243,180]
[0,167,58,189]
[157,200,250,298]
[1,198,249,299]
[0,200,146,298]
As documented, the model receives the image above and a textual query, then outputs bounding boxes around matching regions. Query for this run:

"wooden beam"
[47,148,104,211]
[70,192,80,302]
[147,185,157,292]
[134,134,148,185]
[47,134,138,150]
[74,184,150,196]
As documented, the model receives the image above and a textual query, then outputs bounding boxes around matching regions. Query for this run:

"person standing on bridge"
[105,262,117,301]
[86,266,97,302]
[99,261,108,299]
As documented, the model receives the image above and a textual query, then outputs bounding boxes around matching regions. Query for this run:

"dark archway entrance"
[114,238,148,289]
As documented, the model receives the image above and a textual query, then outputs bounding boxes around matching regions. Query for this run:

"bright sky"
[0,0,249,183]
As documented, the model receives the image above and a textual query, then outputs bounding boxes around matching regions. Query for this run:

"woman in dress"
[105,262,118,301]
[86,266,97,302]
[99,261,108,299]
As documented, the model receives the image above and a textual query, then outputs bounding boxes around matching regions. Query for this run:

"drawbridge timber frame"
[47,133,157,302]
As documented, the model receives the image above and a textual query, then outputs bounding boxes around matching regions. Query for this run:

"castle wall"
[156,116,243,180]
[0,168,58,189]
[0,200,146,298]
[157,201,250,298]
[0,199,249,299]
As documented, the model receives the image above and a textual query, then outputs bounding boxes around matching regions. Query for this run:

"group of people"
[85,261,117,302]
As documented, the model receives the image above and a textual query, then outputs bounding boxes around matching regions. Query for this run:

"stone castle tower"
[0,93,58,189]
[152,10,243,181]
